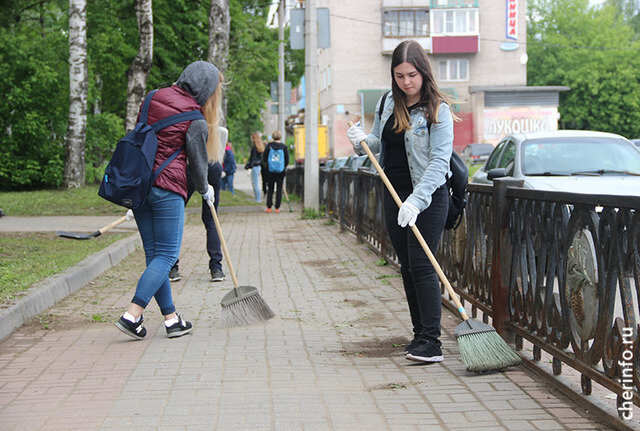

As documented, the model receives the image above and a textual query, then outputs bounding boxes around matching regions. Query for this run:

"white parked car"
[470,130,640,196]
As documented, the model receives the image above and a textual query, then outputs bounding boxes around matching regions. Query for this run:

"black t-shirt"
[382,104,420,193]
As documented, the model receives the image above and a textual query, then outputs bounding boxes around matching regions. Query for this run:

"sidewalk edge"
[0,234,142,342]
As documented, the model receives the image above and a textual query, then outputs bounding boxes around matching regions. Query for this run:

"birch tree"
[125,0,153,132]
[63,0,88,188]
[208,0,230,116]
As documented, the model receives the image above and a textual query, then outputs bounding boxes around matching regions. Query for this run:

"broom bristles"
[220,292,274,327]
[457,330,522,373]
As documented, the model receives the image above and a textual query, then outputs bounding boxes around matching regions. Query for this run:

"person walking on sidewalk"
[169,127,228,284]
[263,131,289,213]
[346,40,455,363]
[221,141,236,194]
[245,132,265,203]
[260,134,269,196]
[115,60,223,340]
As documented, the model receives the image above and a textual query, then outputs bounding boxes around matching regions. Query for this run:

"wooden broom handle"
[348,122,469,320]
[98,216,128,235]
[207,201,240,289]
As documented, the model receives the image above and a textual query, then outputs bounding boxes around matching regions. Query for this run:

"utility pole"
[304,0,319,211]
[278,0,286,141]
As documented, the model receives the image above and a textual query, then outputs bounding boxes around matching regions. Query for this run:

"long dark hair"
[390,40,455,133]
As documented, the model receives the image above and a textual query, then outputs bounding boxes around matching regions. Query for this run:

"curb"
[0,234,142,342]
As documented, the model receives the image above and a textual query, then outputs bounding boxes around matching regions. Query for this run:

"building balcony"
[382,37,431,55]
[432,35,478,54]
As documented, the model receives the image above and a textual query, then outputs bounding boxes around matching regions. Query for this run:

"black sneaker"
[406,340,443,363]
[210,269,225,282]
[168,265,181,282]
[115,314,146,340]
[165,314,193,338]
[403,338,422,354]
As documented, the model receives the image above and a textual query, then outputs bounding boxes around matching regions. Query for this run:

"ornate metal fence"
[287,165,640,426]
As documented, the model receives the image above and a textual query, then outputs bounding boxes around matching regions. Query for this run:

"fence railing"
[288,164,640,426]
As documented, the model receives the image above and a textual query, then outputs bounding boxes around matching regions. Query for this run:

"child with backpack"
[262,130,289,213]
[107,61,223,340]
[346,41,457,363]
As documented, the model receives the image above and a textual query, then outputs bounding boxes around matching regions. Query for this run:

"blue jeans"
[251,166,262,202]
[221,173,235,194]
[131,187,184,315]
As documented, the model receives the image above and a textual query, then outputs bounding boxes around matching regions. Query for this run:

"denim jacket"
[355,93,453,212]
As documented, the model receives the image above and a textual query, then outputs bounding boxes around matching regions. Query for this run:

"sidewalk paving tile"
[0,203,620,430]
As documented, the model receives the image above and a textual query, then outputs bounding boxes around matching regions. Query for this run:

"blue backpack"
[98,90,204,209]
[268,147,285,173]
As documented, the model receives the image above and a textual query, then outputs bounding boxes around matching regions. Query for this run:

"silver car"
[470,130,640,195]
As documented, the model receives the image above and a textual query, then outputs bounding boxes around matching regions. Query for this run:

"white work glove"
[347,123,368,151]
[221,171,226,178]
[397,201,420,227]
[125,209,134,221]
[201,184,215,207]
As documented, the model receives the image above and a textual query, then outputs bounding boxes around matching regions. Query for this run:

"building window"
[439,59,469,81]
[432,9,478,35]
[383,10,429,37]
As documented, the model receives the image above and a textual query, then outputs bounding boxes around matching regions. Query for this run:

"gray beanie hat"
[175,61,220,106]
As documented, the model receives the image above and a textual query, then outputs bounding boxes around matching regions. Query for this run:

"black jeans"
[266,171,285,209]
[384,185,449,345]
[185,162,223,272]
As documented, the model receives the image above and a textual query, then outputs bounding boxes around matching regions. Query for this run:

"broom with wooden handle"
[207,201,274,327]
[57,214,129,240]
[348,121,521,373]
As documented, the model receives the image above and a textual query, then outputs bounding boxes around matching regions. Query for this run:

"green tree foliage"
[227,1,304,155]
[528,0,640,137]
[0,0,302,190]
[0,1,69,189]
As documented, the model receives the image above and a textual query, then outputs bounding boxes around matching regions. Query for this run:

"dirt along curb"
[0,234,142,342]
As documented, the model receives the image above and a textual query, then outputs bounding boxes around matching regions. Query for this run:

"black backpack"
[378,92,467,230]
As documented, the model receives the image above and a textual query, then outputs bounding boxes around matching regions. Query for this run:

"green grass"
[0,232,130,306]
[186,189,259,209]
[0,185,259,216]
[0,186,125,216]
[301,206,326,220]
[468,163,482,178]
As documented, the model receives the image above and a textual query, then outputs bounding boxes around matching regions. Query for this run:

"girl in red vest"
[115,61,223,340]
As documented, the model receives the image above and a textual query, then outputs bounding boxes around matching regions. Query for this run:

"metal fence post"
[338,169,346,231]
[491,177,524,341]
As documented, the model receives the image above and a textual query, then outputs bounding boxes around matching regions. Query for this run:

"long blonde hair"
[251,132,265,153]
[202,71,224,163]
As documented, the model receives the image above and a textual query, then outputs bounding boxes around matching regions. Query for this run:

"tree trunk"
[63,0,88,188]
[125,0,153,132]
[208,0,229,118]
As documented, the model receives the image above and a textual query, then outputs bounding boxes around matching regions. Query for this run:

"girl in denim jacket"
[347,40,456,363]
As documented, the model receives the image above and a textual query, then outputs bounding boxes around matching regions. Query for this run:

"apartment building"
[309,0,566,156]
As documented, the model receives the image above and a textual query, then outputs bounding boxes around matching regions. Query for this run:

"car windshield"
[470,144,493,155]
[522,137,640,176]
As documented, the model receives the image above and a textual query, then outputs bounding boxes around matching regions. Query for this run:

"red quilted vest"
[141,85,202,200]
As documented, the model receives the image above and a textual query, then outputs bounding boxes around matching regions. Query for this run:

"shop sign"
[507,0,518,40]
[484,107,558,142]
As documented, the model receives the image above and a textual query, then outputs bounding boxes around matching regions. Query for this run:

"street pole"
[278,0,286,142]
[304,0,319,211]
